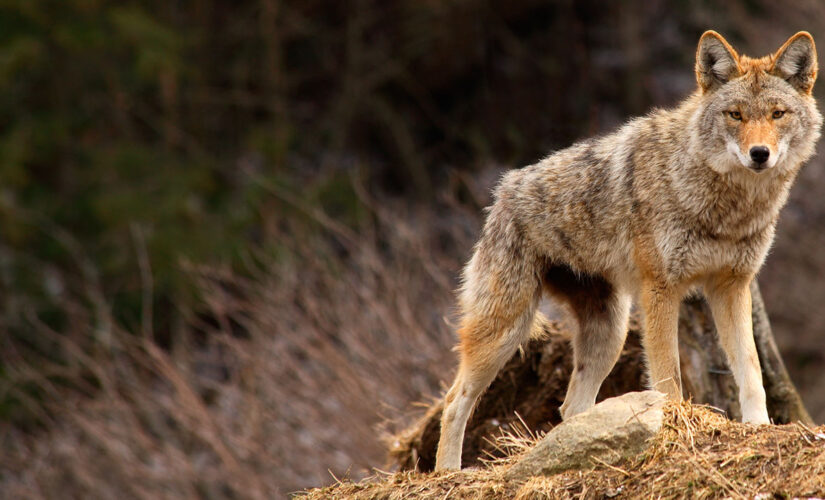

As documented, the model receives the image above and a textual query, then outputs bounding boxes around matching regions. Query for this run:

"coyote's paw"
[742,408,770,425]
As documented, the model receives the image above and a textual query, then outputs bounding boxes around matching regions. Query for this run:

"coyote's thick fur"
[435,31,822,471]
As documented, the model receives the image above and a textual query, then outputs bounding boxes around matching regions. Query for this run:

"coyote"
[435,31,822,471]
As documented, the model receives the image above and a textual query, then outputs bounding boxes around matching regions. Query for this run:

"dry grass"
[0,174,494,499]
[302,401,825,499]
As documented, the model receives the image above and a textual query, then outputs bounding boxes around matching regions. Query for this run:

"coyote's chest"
[651,200,779,282]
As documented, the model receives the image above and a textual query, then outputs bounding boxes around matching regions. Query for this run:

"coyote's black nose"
[750,146,770,164]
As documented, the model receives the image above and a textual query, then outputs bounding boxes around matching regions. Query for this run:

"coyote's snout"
[434,31,822,471]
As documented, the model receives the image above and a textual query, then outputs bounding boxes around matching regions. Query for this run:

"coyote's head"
[693,31,822,174]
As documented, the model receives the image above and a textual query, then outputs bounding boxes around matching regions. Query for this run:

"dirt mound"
[387,319,648,472]
[301,402,825,499]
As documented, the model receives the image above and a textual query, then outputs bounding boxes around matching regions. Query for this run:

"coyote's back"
[435,31,822,471]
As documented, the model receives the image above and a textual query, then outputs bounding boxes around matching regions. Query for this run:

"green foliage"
[0,1,246,337]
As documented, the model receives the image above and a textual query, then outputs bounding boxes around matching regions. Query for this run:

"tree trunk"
[390,281,812,472]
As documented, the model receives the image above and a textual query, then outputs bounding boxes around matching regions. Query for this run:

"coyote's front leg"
[640,282,682,400]
[705,275,770,424]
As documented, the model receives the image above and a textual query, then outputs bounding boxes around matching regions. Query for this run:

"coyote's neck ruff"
[435,31,822,471]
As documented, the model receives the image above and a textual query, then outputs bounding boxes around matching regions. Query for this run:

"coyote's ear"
[771,31,818,94]
[696,31,741,92]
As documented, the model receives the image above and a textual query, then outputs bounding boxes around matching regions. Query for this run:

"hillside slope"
[302,402,825,499]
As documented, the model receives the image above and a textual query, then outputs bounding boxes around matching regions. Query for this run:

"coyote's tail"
[530,311,553,340]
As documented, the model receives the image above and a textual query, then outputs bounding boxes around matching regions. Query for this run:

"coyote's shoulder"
[435,31,822,471]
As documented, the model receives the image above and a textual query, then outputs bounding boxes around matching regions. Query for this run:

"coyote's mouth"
[727,139,787,171]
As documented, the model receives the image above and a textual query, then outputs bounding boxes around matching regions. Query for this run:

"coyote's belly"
[498,138,639,285]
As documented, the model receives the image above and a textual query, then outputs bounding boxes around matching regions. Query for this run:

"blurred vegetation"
[2,0,825,495]
[0,0,713,338]
[2,0,824,423]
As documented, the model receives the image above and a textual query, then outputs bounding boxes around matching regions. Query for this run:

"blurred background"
[1,0,825,498]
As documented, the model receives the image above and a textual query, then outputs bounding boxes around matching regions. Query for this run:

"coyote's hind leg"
[434,306,538,471]
[545,266,631,420]
[434,216,542,471]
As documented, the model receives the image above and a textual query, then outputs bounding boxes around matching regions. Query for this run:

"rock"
[505,390,666,481]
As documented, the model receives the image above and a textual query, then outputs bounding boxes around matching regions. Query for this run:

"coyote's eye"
[772,110,786,119]
[728,110,742,120]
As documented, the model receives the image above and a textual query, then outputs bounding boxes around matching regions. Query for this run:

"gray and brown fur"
[435,31,822,471]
